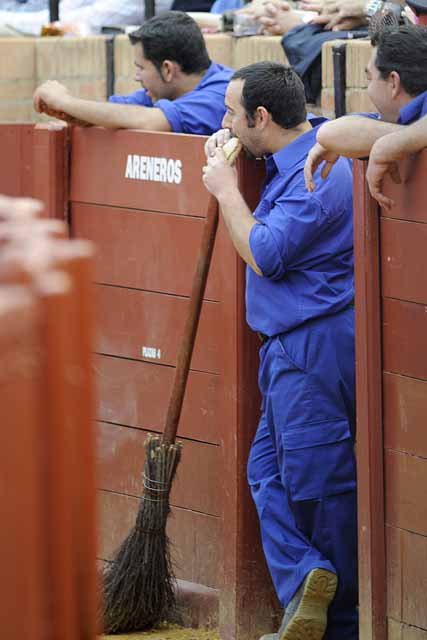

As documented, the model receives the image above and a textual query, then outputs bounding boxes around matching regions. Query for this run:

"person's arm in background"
[304,115,401,190]
[367,115,427,208]
[0,7,49,34]
[33,80,172,131]
[60,0,143,34]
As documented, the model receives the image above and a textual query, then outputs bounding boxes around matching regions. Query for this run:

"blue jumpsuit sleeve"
[249,191,330,281]
[109,89,153,106]
[155,91,226,135]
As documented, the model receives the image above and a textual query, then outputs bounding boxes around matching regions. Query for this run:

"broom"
[102,136,242,634]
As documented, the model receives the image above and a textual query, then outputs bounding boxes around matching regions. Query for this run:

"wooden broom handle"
[162,195,219,445]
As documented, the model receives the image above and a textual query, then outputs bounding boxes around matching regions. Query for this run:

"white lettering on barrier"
[142,346,162,360]
[125,154,182,184]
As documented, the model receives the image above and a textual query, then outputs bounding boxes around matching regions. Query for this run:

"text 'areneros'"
[125,154,182,184]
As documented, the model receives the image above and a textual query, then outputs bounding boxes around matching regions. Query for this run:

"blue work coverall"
[246,117,357,640]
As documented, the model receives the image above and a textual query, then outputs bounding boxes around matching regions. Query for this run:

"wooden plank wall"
[69,130,227,593]
[354,152,427,640]
[69,128,277,639]
[353,161,386,640]
[380,150,427,640]
[0,123,69,219]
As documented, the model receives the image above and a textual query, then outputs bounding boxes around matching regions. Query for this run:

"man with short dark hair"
[304,24,427,191]
[203,61,357,640]
[33,11,233,134]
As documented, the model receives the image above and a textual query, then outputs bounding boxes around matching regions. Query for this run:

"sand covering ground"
[102,623,220,640]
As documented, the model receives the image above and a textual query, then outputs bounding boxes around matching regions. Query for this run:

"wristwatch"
[365,0,385,17]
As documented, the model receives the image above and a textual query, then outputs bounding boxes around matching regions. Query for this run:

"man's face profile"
[133,42,170,103]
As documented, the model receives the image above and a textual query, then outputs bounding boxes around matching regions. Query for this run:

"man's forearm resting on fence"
[34,81,171,132]
[317,116,401,157]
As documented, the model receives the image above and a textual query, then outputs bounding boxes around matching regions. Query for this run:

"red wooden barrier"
[0,123,69,220]
[0,285,45,640]
[353,161,386,640]
[0,124,279,637]
[13,125,427,640]
[0,199,97,640]
[69,127,279,639]
[354,151,427,640]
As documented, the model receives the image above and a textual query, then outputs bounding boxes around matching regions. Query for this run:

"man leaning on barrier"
[304,24,427,202]
[33,11,234,134]
[203,61,357,640]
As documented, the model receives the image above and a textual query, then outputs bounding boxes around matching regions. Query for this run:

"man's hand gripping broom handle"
[162,137,242,445]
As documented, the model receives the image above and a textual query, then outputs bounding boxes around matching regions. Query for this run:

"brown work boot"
[279,568,338,640]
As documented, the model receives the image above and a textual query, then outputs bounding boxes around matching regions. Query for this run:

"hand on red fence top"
[366,137,401,210]
[34,81,91,127]
[366,117,427,209]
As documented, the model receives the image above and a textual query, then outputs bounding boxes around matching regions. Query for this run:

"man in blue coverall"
[304,24,427,193]
[33,11,233,134]
[203,62,357,640]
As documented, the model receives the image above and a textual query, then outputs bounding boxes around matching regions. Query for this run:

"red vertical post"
[0,286,46,640]
[0,124,34,197]
[219,156,280,640]
[0,199,97,640]
[353,160,386,640]
[32,123,70,221]
[51,242,99,640]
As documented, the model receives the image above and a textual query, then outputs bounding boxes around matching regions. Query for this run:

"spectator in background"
[0,0,172,36]
[33,12,234,134]
[229,0,369,103]
[304,26,427,195]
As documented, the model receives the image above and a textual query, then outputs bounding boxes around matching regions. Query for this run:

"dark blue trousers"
[247,308,358,640]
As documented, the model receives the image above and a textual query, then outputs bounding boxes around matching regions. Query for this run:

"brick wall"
[0,33,374,122]
[0,36,106,123]
[113,33,287,96]
[0,39,36,122]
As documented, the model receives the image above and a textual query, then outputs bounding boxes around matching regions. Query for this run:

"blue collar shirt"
[247,118,354,336]
[109,62,234,135]
[360,90,427,124]
[398,90,427,124]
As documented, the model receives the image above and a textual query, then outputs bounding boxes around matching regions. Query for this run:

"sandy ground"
[102,623,220,640]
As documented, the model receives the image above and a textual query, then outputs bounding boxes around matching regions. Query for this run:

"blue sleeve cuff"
[249,223,285,280]
[154,99,183,133]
